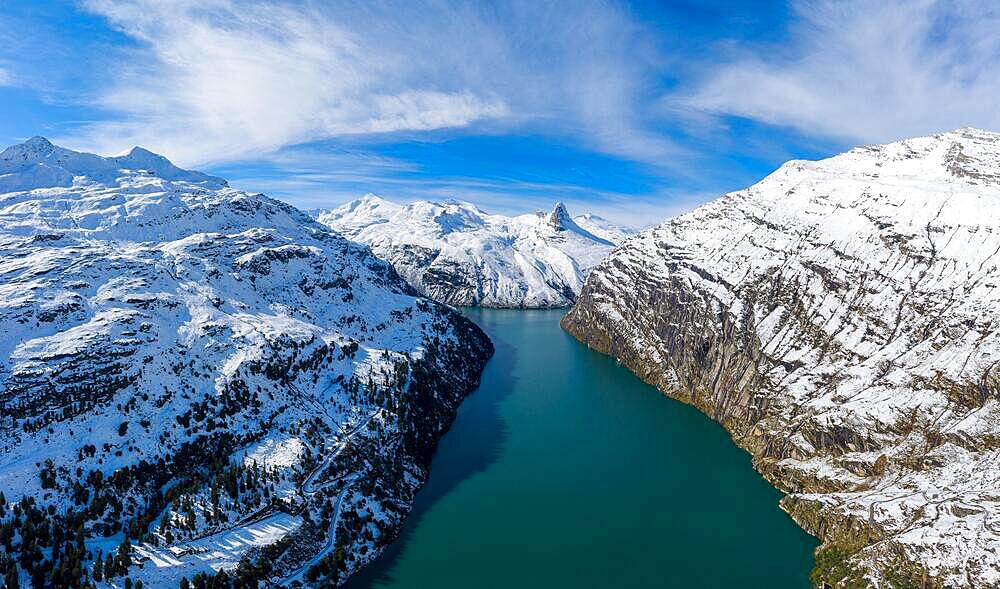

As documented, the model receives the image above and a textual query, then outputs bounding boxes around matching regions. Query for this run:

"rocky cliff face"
[0,138,492,588]
[563,128,1000,587]
[316,196,630,308]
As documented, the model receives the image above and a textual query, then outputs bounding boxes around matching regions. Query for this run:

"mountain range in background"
[315,195,635,308]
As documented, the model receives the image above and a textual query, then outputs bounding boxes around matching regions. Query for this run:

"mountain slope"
[563,128,1000,587]
[0,138,492,588]
[316,196,631,308]
[572,212,636,245]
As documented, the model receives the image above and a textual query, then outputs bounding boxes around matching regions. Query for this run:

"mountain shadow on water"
[346,310,516,587]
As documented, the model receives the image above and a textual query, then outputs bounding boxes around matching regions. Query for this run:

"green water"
[348,309,818,588]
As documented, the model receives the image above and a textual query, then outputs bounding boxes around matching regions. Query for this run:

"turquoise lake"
[348,308,818,588]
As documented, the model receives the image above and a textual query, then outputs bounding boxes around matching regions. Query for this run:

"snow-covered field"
[135,514,303,580]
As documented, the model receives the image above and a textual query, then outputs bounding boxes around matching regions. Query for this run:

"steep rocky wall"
[561,261,904,587]
[563,129,1000,588]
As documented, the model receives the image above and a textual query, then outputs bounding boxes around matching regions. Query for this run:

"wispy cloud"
[0,68,11,87]
[63,0,672,167]
[67,0,508,164]
[677,0,1000,143]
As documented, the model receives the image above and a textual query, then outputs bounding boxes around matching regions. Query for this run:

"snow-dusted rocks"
[316,196,632,308]
[0,138,492,588]
[563,128,1000,587]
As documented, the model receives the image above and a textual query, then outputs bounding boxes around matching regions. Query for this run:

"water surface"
[349,308,817,588]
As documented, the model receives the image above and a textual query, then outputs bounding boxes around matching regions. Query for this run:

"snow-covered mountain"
[316,195,633,308]
[572,212,636,244]
[563,128,1000,587]
[0,137,492,588]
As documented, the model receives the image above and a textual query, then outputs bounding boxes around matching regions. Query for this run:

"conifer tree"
[92,554,103,582]
[5,563,20,589]
[118,536,133,570]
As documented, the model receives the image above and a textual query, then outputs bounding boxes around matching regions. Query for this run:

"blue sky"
[1,0,998,225]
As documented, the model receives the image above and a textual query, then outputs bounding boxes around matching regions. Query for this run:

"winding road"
[276,411,379,586]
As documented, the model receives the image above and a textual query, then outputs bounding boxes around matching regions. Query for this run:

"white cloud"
[679,0,1000,143]
[69,0,506,165]
[66,0,669,167]
[0,67,13,87]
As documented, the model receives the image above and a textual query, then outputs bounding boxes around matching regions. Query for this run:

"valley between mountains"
[315,195,633,309]
[4,128,1000,589]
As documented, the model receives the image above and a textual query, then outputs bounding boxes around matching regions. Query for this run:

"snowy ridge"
[0,136,226,194]
[0,139,492,588]
[572,212,636,245]
[563,128,1000,587]
[316,196,633,308]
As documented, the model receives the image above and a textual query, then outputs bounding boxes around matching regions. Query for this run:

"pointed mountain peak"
[547,202,572,231]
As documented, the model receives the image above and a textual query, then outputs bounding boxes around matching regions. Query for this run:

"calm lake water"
[348,308,817,588]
